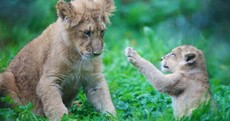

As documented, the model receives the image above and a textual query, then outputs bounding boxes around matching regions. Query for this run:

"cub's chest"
[60,73,81,92]
[60,61,95,89]
[73,60,94,72]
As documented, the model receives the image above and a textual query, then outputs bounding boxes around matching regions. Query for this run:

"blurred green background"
[0,0,229,120]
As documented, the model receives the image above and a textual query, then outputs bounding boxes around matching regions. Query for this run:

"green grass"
[0,0,230,120]
[0,26,229,121]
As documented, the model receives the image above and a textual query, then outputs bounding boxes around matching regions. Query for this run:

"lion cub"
[125,45,210,118]
[0,0,115,120]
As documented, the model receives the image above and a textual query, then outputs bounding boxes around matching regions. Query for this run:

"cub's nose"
[161,56,165,61]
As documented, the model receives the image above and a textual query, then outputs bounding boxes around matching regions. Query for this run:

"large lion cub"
[125,45,210,118]
[0,0,115,120]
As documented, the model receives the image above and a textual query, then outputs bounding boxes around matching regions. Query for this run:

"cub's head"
[161,45,207,73]
[56,0,115,59]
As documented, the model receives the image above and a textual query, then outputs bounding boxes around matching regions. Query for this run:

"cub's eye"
[83,30,91,37]
[100,29,105,37]
[171,53,176,56]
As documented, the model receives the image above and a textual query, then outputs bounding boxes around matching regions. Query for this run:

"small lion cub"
[125,45,211,118]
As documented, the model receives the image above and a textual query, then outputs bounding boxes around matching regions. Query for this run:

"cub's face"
[56,0,114,59]
[161,45,205,73]
[68,20,106,59]
[161,51,178,73]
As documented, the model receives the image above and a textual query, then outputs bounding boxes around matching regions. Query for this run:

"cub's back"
[5,25,54,103]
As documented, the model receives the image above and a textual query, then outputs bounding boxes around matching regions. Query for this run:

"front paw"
[125,47,140,65]
[47,104,68,121]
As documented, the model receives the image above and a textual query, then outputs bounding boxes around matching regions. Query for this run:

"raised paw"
[125,47,141,65]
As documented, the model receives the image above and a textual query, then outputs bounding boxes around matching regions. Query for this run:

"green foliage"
[0,97,45,121]
[0,0,229,121]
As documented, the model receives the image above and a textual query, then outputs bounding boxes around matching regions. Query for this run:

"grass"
[0,0,230,120]
[0,25,229,121]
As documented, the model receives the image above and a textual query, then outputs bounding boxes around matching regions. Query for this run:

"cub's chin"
[161,66,170,73]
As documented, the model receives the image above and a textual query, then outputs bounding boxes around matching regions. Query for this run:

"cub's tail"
[0,72,21,106]
[0,72,5,106]
[0,72,4,93]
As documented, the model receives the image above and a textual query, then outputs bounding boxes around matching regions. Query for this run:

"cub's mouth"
[81,52,102,60]
[163,65,169,69]
[161,61,169,70]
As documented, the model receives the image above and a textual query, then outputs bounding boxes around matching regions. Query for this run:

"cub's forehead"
[171,46,183,54]
[71,0,106,15]
[173,45,193,51]
[172,45,201,54]
[71,0,99,9]
[86,20,106,31]
[71,0,108,27]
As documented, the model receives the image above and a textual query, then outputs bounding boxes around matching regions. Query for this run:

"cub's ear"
[102,0,115,23]
[184,52,197,66]
[56,0,81,27]
[105,0,115,14]
[56,0,73,20]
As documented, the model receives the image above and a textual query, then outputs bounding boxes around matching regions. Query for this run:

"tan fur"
[0,0,115,120]
[125,45,210,119]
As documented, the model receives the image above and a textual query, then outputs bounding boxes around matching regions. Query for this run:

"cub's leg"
[125,47,165,79]
[83,76,116,116]
[36,75,68,121]
[125,47,183,93]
